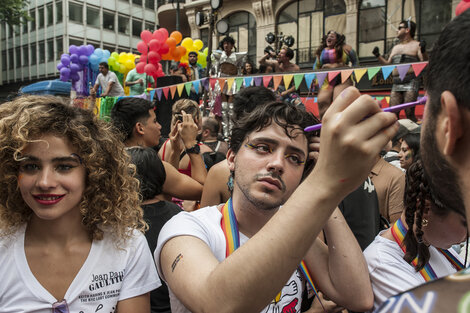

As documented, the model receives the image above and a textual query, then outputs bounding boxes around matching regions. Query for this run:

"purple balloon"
[70,63,80,74]
[78,45,88,56]
[57,62,64,71]
[71,72,80,82]
[75,62,83,70]
[70,53,79,63]
[60,55,70,66]
[60,67,71,79]
[86,44,95,56]
[69,45,78,55]
[79,55,89,65]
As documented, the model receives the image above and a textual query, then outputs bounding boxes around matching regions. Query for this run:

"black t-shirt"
[142,201,182,313]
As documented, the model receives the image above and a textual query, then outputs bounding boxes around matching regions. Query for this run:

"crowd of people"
[1,6,470,313]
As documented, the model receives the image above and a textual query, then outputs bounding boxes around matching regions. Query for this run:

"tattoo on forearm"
[171,253,183,272]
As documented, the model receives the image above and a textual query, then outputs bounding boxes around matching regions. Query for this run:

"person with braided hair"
[364,158,467,310]
[314,30,359,119]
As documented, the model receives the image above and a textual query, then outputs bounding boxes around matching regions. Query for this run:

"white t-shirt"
[155,206,304,313]
[0,225,161,313]
[363,231,463,311]
[95,71,125,97]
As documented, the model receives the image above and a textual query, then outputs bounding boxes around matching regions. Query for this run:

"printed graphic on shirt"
[262,271,303,313]
[78,270,124,304]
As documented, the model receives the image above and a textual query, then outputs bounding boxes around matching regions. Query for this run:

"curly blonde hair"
[0,95,146,240]
[171,98,201,127]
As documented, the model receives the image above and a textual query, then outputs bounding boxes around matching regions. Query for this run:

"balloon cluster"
[135,28,208,77]
[108,52,137,74]
[57,44,95,82]
[88,48,112,71]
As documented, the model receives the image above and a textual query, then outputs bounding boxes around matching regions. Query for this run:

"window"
[69,2,83,23]
[31,43,37,65]
[133,0,143,5]
[8,48,14,69]
[222,12,256,63]
[30,9,36,31]
[145,0,155,10]
[132,19,142,37]
[103,11,115,31]
[47,3,54,26]
[16,47,21,67]
[47,39,54,62]
[414,0,451,49]
[200,28,209,48]
[118,15,130,34]
[23,45,29,66]
[56,37,63,60]
[87,6,100,28]
[145,21,154,31]
[57,1,63,23]
[39,41,45,64]
[1,23,5,39]
[69,38,83,47]
[23,17,28,34]
[8,25,13,38]
[38,7,45,28]
[2,50,7,71]
[358,0,386,58]
[103,44,116,52]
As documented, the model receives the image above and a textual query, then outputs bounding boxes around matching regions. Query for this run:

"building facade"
[0,0,157,91]
[0,0,460,93]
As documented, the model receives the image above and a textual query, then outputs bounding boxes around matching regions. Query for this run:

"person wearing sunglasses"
[0,96,160,312]
[372,19,427,122]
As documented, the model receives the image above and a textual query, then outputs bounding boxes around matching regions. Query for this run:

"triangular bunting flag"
[162,87,169,99]
[254,76,263,87]
[226,78,235,93]
[235,78,244,92]
[177,83,185,97]
[273,75,283,91]
[381,65,395,80]
[156,88,162,101]
[341,70,353,84]
[170,85,177,99]
[293,74,304,89]
[411,63,427,77]
[283,74,294,88]
[304,73,316,89]
[218,78,226,92]
[316,72,328,88]
[210,78,217,90]
[184,82,192,96]
[376,96,384,102]
[354,68,367,83]
[202,78,209,91]
[150,89,156,102]
[328,71,340,82]
[385,96,390,104]
[263,76,273,88]
[367,67,381,80]
[396,64,410,81]
[193,80,200,94]
[244,77,253,87]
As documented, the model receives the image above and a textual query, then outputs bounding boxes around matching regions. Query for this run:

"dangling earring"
[422,218,428,227]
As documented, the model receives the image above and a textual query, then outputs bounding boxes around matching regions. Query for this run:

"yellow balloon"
[181,37,194,49]
[203,47,208,55]
[125,59,134,70]
[194,39,204,51]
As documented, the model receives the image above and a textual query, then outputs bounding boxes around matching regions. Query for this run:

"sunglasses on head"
[52,300,69,313]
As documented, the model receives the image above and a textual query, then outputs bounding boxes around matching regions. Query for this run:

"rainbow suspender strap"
[390,218,464,282]
[220,198,325,310]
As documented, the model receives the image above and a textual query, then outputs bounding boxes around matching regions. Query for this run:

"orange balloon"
[176,45,186,56]
[166,37,177,49]
[170,31,183,44]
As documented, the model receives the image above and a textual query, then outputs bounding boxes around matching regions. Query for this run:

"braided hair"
[402,157,450,271]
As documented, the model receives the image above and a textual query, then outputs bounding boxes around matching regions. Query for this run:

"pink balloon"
[159,43,169,55]
[136,62,146,74]
[149,39,161,52]
[156,70,165,77]
[148,51,161,64]
[144,63,157,76]
[137,41,148,54]
[140,30,153,44]
[159,28,169,41]
[152,30,166,43]
[139,54,147,64]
